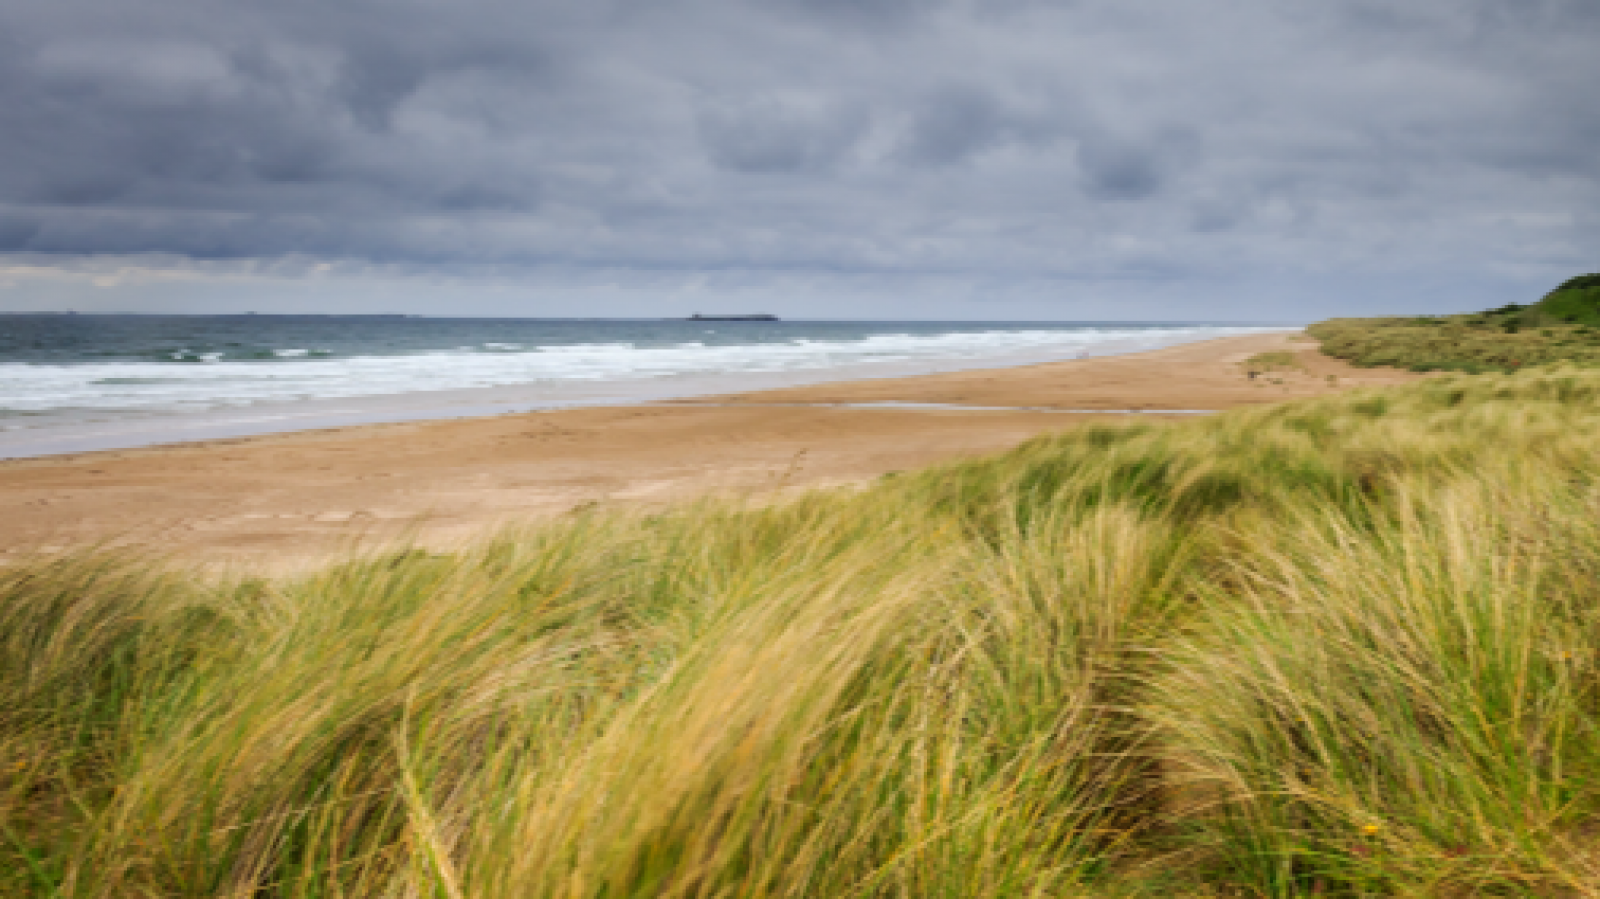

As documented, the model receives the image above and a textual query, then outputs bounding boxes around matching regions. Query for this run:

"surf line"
[660,401,1217,414]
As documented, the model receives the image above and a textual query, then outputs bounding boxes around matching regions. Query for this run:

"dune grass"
[1308,314,1600,374]
[9,368,1600,895]
[1241,350,1304,376]
[1309,273,1600,374]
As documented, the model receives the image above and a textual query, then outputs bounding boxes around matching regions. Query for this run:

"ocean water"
[0,315,1285,457]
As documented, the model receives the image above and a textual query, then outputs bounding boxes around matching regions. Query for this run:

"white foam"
[0,326,1280,418]
[168,349,224,363]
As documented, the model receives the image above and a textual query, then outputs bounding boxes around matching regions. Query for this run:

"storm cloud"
[0,0,1596,316]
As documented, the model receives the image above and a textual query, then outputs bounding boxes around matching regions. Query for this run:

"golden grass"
[10,367,1600,895]
[1309,314,1600,373]
[1242,350,1304,375]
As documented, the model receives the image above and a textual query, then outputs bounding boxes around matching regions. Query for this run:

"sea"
[0,315,1289,458]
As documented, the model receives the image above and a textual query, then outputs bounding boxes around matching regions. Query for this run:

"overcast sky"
[0,0,1595,319]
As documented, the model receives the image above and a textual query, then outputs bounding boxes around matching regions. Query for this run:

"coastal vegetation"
[1241,350,1305,377]
[1309,272,1600,373]
[8,362,1600,895]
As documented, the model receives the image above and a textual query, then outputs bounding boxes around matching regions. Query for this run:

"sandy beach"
[0,331,1418,571]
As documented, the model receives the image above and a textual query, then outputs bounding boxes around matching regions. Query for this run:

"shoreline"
[0,331,1421,570]
[0,323,1282,460]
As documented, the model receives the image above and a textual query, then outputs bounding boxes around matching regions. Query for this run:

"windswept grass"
[1241,350,1304,376]
[1309,271,1600,374]
[10,367,1600,894]
[1308,315,1600,373]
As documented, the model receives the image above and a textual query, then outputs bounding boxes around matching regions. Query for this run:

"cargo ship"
[687,313,780,322]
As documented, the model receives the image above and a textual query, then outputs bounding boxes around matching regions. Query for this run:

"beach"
[0,331,1417,570]
[20,328,1600,895]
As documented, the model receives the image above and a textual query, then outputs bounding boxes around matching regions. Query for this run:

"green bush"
[1539,282,1600,327]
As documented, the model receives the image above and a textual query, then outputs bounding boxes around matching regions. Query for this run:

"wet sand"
[0,331,1419,571]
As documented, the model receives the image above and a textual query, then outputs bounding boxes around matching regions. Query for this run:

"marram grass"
[10,369,1600,895]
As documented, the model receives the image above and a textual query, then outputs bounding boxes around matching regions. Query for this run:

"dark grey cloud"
[895,85,1014,166]
[0,0,1597,316]
[698,95,868,172]
[766,0,946,31]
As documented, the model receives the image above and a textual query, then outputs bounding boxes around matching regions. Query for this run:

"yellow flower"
[1361,823,1381,836]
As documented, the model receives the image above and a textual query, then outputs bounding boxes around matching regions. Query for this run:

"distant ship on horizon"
[687,313,780,321]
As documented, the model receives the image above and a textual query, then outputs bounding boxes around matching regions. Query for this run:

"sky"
[0,0,1595,320]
